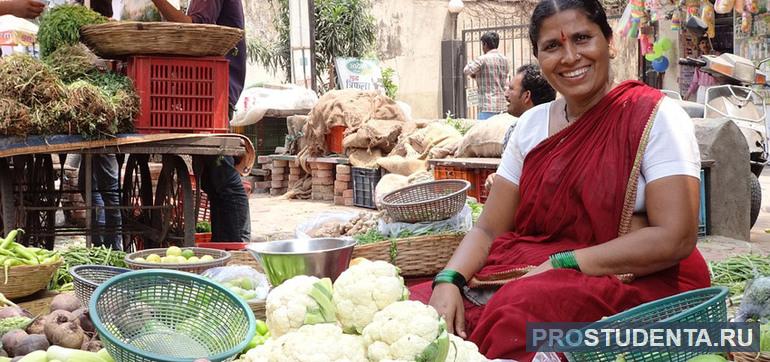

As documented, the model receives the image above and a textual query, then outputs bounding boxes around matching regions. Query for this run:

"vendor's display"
[247,238,356,286]
[49,246,128,292]
[89,269,255,361]
[0,230,62,299]
[380,180,470,223]
[202,266,270,305]
[120,0,180,22]
[454,116,515,158]
[0,291,114,360]
[351,233,464,278]
[69,266,131,308]
[239,259,488,362]
[125,247,231,274]
[732,275,770,361]
[80,22,244,58]
[37,5,108,58]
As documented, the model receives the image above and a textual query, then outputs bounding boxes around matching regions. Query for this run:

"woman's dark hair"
[529,0,613,56]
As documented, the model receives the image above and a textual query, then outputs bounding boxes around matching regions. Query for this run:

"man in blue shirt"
[151,0,251,242]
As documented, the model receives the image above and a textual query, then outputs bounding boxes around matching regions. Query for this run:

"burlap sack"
[349,148,383,168]
[374,173,409,209]
[377,155,428,176]
[342,119,403,153]
[455,115,516,158]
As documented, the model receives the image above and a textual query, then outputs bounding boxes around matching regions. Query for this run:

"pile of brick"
[270,159,290,196]
[310,162,335,201]
[248,156,272,194]
[334,165,354,206]
[288,162,305,188]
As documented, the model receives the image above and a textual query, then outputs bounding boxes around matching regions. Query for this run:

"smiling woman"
[408,0,710,360]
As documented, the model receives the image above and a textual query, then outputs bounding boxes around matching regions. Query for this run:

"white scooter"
[673,53,769,228]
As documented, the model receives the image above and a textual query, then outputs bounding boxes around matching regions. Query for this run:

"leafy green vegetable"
[445,111,472,136]
[38,5,108,58]
[196,221,212,233]
[50,246,127,290]
[709,254,770,297]
[467,200,483,223]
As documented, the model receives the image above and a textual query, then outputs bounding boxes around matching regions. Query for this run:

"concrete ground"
[249,168,770,263]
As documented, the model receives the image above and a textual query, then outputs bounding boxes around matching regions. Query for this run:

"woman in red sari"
[409,0,711,360]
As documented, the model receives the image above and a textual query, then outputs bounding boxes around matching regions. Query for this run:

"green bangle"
[549,250,581,271]
[432,269,467,291]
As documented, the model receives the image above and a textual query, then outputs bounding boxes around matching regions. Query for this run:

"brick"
[344,197,354,206]
[343,189,354,198]
[314,170,333,178]
[315,162,334,170]
[312,185,334,194]
[289,167,302,175]
[270,188,287,196]
[311,193,324,201]
[272,174,285,181]
[336,164,351,174]
[312,176,334,185]
[256,181,271,189]
[334,180,350,191]
[253,187,269,194]
[334,196,345,205]
[258,156,272,164]
[272,160,289,167]
[271,180,286,188]
[271,167,285,175]
[288,174,300,182]
[323,194,334,201]
[336,173,351,182]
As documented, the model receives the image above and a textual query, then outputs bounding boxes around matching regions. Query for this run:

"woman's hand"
[521,260,553,279]
[429,283,467,338]
[4,0,45,19]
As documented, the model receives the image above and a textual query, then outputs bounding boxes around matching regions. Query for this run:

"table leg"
[84,154,92,248]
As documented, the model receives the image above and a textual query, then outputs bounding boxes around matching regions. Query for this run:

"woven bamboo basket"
[125,247,231,274]
[249,300,266,320]
[80,22,244,58]
[226,251,266,320]
[0,260,62,300]
[733,352,770,362]
[351,233,464,277]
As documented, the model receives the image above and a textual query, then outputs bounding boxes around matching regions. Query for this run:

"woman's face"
[698,40,710,54]
[535,9,611,104]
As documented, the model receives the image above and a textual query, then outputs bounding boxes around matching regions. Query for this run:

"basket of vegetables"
[90,269,255,362]
[380,180,470,223]
[125,246,231,274]
[70,265,131,307]
[0,229,63,300]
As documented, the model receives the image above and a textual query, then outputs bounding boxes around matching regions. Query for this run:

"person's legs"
[200,155,250,242]
[78,155,105,247]
[93,154,122,250]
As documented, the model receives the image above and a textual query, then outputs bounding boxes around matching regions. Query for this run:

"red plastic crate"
[433,165,479,199]
[476,168,496,204]
[126,56,230,134]
[195,242,248,250]
[326,126,347,154]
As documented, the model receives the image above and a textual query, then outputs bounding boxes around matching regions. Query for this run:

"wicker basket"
[249,300,266,320]
[734,352,770,362]
[70,265,131,307]
[381,180,470,223]
[80,22,244,58]
[0,260,62,300]
[351,233,464,277]
[125,247,231,274]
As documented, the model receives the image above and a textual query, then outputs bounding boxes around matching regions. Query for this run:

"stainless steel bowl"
[247,238,356,286]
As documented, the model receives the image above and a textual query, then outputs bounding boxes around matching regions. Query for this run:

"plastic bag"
[203,266,270,301]
[231,85,319,127]
[121,0,180,21]
[378,204,473,238]
[296,212,358,239]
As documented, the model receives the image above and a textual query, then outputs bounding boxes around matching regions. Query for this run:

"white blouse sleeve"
[641,97,702,183]
[496,105,549,185]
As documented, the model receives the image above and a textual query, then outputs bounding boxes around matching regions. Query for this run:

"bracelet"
[549,250,581,271]
[432,269,467,291]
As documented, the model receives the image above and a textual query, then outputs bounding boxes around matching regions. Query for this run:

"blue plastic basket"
[565,287,728,362]
[89,269,256,362]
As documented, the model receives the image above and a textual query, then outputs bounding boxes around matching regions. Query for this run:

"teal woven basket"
[89,269,256,362]
[565,287,728,362]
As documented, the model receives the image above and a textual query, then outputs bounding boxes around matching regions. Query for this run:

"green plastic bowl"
[565,287,728,362]
[89,269,256,362]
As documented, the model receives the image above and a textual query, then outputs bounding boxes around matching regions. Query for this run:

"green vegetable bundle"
[709,253,770,297]
[38,5,108,58]
[0,229,61,284]
[50,246,127,291]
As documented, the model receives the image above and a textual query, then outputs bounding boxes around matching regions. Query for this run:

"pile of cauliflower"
[241,259,489,362]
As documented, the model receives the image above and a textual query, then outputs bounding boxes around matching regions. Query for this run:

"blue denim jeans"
[200,155,251,242]
[78,154,122,250]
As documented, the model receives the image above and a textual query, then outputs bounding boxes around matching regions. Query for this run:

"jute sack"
[377,156,428,176]
[349,148,383,168]
[455,115,515,158]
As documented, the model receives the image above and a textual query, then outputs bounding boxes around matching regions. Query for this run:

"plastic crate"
[326,126,347,155]
[476,168,496,204]
[353,167,382,209]
[233,117,288,156]
[433,165,479,199]
[126,55,230,134]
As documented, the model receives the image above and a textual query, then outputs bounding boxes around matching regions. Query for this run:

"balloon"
[652,56,669,72]
[653,41,664,54]
[645,52,660,61]
[659,38,673,51]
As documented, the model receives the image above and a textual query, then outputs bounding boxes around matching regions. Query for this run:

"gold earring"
[609,48,617,59]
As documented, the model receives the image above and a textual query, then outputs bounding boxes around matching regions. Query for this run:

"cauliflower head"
[446,333,489,362]
[736,277,770,323]
[333,259,410,334]
[265,275,336,337]
[243,323,367,362]
[362,300,449,362]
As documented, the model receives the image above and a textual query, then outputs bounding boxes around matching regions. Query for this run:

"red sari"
[410,81,710,361]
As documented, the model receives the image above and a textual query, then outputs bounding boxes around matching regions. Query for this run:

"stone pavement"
[249,168,770,263]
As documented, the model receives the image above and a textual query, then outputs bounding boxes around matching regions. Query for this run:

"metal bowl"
[247,238,356,286]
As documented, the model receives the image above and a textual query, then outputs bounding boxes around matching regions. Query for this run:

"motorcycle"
[673,53,770,228]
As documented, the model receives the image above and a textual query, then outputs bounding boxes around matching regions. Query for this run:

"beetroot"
[44,317,85,349]
[10,334,48,357]
[1,329,27,356]
[72,308,94,333]
[49,294,80,312]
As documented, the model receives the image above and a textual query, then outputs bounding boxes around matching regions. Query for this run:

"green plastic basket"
[89,269,256,362]
[565,287,728,362]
